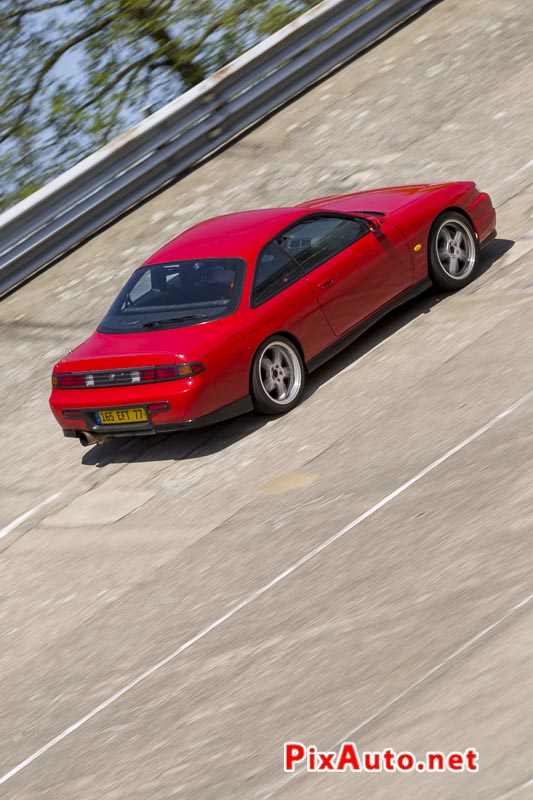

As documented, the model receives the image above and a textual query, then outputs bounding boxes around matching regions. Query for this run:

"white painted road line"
[504,158,533,182]
[265,593,533,797]
[493,778,533,799]
[0,493,61,543]
[0,390,532,786]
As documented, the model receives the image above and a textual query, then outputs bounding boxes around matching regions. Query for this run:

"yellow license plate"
[96,408,147,425]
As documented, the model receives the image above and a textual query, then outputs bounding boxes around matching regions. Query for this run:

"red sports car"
[50,182,496,446]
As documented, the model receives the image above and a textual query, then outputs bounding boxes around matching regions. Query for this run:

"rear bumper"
[61,395,253,439]
[50,373,218,432]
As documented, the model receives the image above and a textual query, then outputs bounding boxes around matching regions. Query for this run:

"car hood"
[57,319,221,371]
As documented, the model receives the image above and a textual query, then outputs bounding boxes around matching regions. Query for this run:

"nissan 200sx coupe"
[50,182,496,446]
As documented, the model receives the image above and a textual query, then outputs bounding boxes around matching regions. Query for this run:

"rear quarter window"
[252,242,303,306]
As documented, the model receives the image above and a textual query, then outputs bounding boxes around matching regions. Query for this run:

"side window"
[277,216,367,273]
[252,242,303,306]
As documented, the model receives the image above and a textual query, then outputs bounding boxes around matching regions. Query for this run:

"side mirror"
[365,216,383,233]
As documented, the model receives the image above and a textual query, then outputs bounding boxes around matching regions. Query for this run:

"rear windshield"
[98,259,246,333]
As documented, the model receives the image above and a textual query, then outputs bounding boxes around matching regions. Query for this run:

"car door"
[248,240,335,362]
[275,214,413,337]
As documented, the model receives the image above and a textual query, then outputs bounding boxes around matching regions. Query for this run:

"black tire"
[428,211,480,291]
[251,335,305,415]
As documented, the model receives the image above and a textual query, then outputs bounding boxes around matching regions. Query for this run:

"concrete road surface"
[1,0,532,797]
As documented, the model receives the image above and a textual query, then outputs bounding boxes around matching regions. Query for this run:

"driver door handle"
[318,278,334,289]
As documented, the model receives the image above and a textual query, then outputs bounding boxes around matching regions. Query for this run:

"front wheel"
[251,336,305,415]
[429,212,480,291]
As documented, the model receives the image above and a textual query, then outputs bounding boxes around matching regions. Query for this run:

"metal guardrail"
[0,0,431,297]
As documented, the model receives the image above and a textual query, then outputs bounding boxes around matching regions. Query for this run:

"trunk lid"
[58,319,221,371]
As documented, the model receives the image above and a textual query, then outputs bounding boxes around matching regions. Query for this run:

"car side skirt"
[306,278,432,373]
[480,229,497,248]
[154,395,254,432]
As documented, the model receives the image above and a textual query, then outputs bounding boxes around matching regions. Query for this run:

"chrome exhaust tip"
[79,431,106,447]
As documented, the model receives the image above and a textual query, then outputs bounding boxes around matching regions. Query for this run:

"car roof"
[143,207,311,264]
[142,184,459,266]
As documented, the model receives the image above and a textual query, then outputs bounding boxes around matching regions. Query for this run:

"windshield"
[98,259,246,333]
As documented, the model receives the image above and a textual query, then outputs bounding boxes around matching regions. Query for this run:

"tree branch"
[119,2,206,87]
[75,52,155,115]
[0,14,117,144]
[0,0,74,23]
[100,63,145,140]
[190,0,258,53]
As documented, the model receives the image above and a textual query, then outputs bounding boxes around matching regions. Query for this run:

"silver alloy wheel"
[258,340,302,406]
[436,218,476,279]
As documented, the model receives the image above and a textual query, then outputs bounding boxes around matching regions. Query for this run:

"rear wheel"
[429,212,479,290]
[251,336,305,415]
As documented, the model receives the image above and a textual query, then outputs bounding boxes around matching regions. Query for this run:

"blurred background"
[0,0,321,211]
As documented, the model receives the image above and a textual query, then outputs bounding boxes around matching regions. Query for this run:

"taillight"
[156,366,177,380]
[51,363,205,388]
[140,369,156,382]
[153,364,205,380]
[52,374,85,387]
[177,364,204,377]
